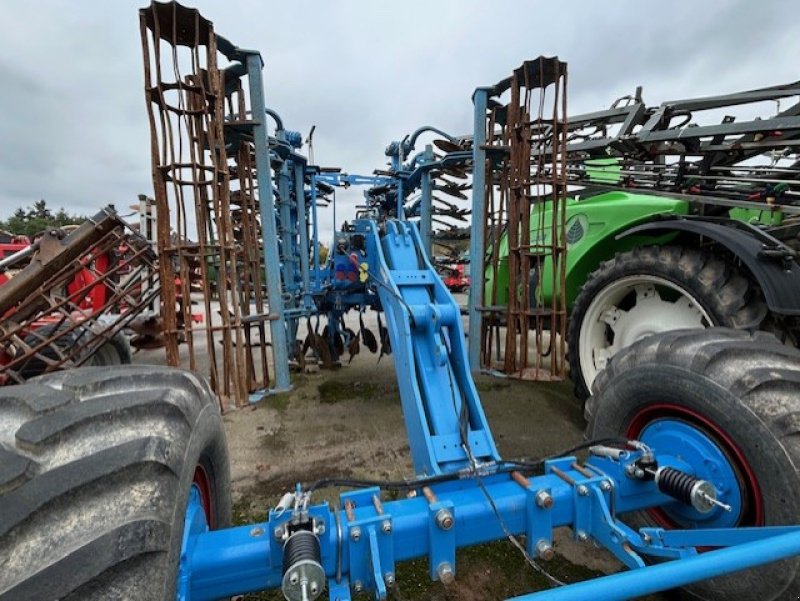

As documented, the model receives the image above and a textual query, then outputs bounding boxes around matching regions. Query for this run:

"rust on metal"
[479,57,569,382]
[511,471,531,489]
[344,500,356,523]
[571,462,594,479]
[422,486,438,504]
[140,1,273,410]
[550,465,575,486]
[0,208,160,385]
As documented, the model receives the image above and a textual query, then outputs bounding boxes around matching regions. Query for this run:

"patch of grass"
[264,391,291,411]
[475,378,512,393]
[318,379,380,404]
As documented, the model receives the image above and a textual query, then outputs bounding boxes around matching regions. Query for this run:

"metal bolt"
[315,522,326,536]
[353,580,363,593]
[382,520,392,534]
[273,526,285,541]
[642,533,652,545]
[289,572,299,585]
[310,582,319,595]
[437,562,455,585]
[350,526,362,542]
[634,468,645,479]
[250,526,265,537]
[536,540,555,561]
[435,508,454,530]
[625,463,636,477]
[384,572,395,586]
[600,480,612,492]
[577,531,589,542]
[535,490,553,509]
[577,485,589,496]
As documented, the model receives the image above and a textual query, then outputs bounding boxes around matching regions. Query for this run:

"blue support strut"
[467,88,490,371]
[244,50,291,391]
[513,529,800,601]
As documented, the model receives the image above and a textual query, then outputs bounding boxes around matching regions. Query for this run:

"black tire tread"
[568,245,769,399]
[587,328,800,601]
[0,365,230,601]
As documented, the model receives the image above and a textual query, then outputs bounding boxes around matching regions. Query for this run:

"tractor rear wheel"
[0,366,230,601]
[586,328,800,601]
[568,245,767,399]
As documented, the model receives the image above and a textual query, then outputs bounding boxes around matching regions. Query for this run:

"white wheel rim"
[578,274,713,391]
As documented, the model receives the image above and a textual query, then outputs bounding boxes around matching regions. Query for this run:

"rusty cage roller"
[479,57,569,381]
[140,2,275,409]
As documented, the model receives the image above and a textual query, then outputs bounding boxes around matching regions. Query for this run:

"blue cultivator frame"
[139,4,800,599]
[177,217,800,601]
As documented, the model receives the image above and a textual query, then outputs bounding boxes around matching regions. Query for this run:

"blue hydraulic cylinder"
[513,529,800,601]
[244,51,291,391]
[467,88,490,371]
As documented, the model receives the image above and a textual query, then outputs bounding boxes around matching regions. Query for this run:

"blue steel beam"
[358,219,499,475]
[182,453,800,601]
[468,88,490,371]
[293,159,314,310]
[512,529,800,601]
[418,145,434,256]
[243,50,291,391]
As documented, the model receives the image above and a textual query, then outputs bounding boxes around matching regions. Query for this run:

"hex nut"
[536,540,555,561]
[435,508,454,530]
[437,562,455,585]
[535,490,553,509]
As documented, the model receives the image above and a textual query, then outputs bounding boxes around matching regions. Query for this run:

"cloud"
[0,0,797,238]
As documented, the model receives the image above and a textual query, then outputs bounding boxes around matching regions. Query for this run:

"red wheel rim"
[626,403,764,531]
[192,463,215,529]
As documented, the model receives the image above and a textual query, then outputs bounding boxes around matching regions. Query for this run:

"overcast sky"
[1,0,797,239]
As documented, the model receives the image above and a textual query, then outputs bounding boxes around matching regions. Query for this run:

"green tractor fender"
[485,191,690,309]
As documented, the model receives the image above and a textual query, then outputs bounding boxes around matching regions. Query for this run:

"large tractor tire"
[0,366,231,601]
[587,328,800,601]
[567,245,767,399]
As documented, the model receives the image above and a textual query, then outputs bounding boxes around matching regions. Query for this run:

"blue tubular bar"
[512,529,800,601]
[244,50,291,391]
[467,88,490,371]
[183,459,799,601]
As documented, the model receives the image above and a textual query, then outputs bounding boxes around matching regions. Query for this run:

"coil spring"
[283,529,321,575]
[656,467,699,505]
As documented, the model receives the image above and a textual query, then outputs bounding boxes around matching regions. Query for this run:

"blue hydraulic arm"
[353,218,499,475]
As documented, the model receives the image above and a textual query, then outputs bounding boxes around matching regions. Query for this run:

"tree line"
[0,200,87,239]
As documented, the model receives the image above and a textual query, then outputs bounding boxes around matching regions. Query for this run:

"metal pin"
[700,491,732,512]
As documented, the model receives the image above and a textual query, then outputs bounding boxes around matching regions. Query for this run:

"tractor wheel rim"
[578,275,713,391]
[626,404,764,533]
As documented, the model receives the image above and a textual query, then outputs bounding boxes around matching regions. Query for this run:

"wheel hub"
[639,419,744,528]
[579,276,713,389]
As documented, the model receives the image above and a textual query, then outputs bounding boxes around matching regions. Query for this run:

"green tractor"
[485,81,800,398]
